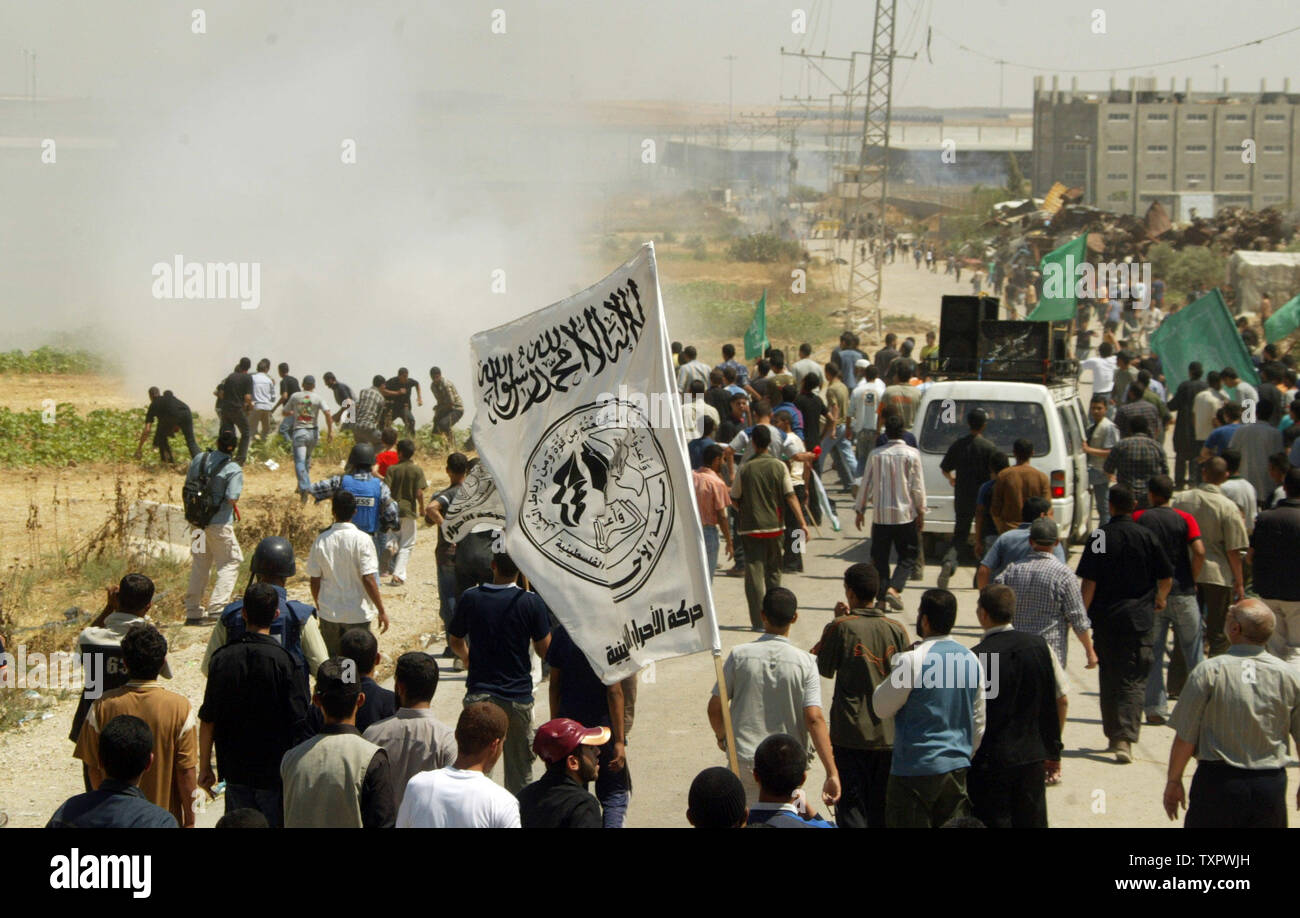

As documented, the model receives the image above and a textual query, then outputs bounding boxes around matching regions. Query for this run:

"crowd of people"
[43,293,1300,829]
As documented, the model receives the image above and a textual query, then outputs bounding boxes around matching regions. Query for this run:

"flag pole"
[712,651,740,775]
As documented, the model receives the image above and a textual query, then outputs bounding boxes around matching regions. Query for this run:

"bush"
[661,230,678,243]
[0,348,110,374]
[726,233,805,263]
[687,234,708,260]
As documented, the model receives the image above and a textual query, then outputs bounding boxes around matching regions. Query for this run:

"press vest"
[221,588,314,678]
[342,474,383,534]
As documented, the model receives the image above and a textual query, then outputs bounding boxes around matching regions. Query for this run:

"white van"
[913,379,1093,552]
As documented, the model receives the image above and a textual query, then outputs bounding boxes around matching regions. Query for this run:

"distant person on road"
[215,357,253,464]
[384,367,422,433]
[272,362,300,446]
[855,414,925,611]
[307,490,391,657]
[285,375,333,501]
[938,408,1000,588]
[249,358,277,442]
[991,438,1049,533]
[136,388,199,463]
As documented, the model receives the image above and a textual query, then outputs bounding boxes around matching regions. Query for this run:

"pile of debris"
[978,186,1297,266]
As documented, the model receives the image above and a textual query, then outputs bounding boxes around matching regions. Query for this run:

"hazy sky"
[4,0,1298,110]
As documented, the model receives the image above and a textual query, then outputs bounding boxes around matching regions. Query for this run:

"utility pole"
[997,59,1006,108]
[723,55,738,123]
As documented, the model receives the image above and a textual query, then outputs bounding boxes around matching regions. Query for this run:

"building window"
[1264,145,1285,153]
[1185,173,1207,181]
[1144,173,1168,181]
[1105,173,1128,180]
[1107,144,1129,153]
[1185,113,1208,122]
[1063,142,1089,151]
[1107,190,1129,202]
[1263,195,1286,203]
[1224,113,1248,122]
[1145,144,1168,153]
[1223,173,1246,181]
[1145,112,1170,121]
[1263,173,1285,181]
[1225,144,1244,153]
[1264,114,1287,122]
[1064,171,1086,183]
[1184,144,1207,153]
[1107,112,1131,121]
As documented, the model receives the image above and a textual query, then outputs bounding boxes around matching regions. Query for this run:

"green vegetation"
[1146,243,1226,307]
[0,406,149,467]
[726,233,805,263]
[665,280,836,349]
[0,347,111,375]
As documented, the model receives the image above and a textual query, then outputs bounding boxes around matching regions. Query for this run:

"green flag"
[743,290,769,360]
[1027,234,1088,322]
[1264,293,1300,344]
[1151,289,1261,398]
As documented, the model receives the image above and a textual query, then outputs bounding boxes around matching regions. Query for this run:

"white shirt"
[306,521,379,624]
[396,766,521,828]
[855,439,925,524]
[850,379,884,432]
[250,372,277,410]
[681,398,720,437]
[1079,355,1117,393]
[791,358,823,390]
[1193,388,1228,441]
[1220,477,1258,534]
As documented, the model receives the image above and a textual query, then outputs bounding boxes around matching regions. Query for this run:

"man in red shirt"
[375,429,399,478]
[1133,474,1205,724]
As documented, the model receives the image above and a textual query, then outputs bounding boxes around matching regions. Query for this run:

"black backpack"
[183,451,233,528]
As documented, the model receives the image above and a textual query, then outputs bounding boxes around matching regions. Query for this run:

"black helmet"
[348,443,376,468]
[250,536,296,578]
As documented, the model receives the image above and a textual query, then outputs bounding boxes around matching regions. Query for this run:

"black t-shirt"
[433,484,459,564]
[1076,516,1173,628]
[145,391,189,426]
[331,382,355,406]
[1134,505,1197,595]
[279,375,300,398]
[545,625,610,728]
[385,376,420,410]
[704,386,732,420]
[795,393,828,441]
[219,371,252,412]
[941,433,1001,503]
[517,771,603,829]
[447,584,551,703]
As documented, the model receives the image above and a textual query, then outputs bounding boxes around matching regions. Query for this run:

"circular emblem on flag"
[520,400,673,601]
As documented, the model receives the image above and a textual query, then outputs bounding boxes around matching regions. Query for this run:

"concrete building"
[1032,76,1300,218]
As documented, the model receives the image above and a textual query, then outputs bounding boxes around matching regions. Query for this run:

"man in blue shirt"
[976,496,1065,587]
[1200,402,1244,463]
[873,589,986,827]
[448,550,552,794]
[49,715,178,828]
[184,429,244,625]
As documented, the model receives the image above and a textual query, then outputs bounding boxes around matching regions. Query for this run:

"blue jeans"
[292,427,318,492]
[1088,466,1110,527]
[702,525,720,582]
[437,562,457,629]
[225,782,284,828]
[596,740,631,828]
[373,531,390,574]
[854,429,875,478]
[820,424,858,488]
[277,415,293,448]
[1145,592,1203,718]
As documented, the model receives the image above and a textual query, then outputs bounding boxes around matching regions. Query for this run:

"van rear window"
[918,400,1051,455]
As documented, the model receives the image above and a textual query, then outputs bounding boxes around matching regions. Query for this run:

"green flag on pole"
[1027,233,1088,322]
[744,289,769,360]
[1151,288,1260,397]
[1264,293,1300,344]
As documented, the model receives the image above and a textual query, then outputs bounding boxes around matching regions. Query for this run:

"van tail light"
[1051,469,1066,499]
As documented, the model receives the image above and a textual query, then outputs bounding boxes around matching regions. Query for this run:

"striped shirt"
[1168,644,1300,770]
[855,438,925,525]
[994,551,1090,665]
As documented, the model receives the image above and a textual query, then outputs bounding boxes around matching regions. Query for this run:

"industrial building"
[1032,76,1300,219]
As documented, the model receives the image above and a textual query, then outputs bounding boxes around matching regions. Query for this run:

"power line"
[930,22,1300,74]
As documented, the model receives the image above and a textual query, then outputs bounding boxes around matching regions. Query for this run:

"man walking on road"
[1077,484,1174,763]
[1173,457,1247,657]
[937,408,1000,588]
[447,550,552,794]
[814,562,909,827]
[1165,600,1300,828]
[1167,362,1208,489]
[731,424,809,631]
[855,415,925,612]
[991,439,1048,533]
[1249,467,1300,667]
[708,587,840,809]
[307,490,391,656]
[285,375,333,501]
[184,430,244,626]
[994,517,1095,668]
[215,357,253,464]
[1104,416,1167,509]
[873,589,985,827]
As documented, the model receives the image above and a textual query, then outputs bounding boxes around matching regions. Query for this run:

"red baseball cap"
[533,718,611,764]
